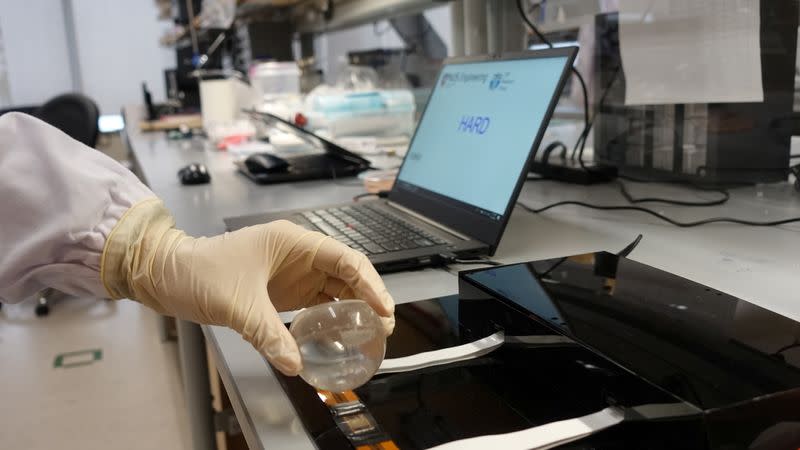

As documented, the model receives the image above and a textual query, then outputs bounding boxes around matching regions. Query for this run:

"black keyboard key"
[415,239,434,247]
[399,241,418,250]
[363,243,385,254]
[315,222,341,237]
[381,242,402,251]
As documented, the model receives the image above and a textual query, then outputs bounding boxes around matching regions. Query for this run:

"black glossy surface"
[465,253,800,410]
[276,252,800,449]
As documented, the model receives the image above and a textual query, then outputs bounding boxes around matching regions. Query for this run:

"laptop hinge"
[386,201,473,241]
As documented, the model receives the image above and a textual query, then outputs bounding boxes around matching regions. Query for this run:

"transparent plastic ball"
[290,300,386,392]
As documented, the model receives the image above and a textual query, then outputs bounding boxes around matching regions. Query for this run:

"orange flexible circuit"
[317,389,399,449]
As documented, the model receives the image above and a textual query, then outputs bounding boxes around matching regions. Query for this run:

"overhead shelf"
[236,0,304,17]
[290,0,446,34]
[295,0,444,33]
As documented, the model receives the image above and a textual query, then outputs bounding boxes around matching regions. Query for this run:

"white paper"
[426,406,625,450]
[619,0,763,105]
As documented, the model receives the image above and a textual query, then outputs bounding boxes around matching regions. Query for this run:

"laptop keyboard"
[302,203,450,255]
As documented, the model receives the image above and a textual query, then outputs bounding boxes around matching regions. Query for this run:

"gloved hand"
[101,198,395,375]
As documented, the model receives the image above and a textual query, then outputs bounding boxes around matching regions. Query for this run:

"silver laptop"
[225,47,577,273]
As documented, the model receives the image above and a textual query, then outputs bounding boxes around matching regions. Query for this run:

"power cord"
[516,0,590,157]
[452,258,503,266]
[438,253,504,269]
[526,171,733,208]
[516,0,551,47]
[353,191,389,202]
[541,141,568,164]
[617,234,643,257]
[616,178,730,207]
[517,200,800,228]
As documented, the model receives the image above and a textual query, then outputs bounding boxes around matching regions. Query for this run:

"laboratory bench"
[123,106,800,450]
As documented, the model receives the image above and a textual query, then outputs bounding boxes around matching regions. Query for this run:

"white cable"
[376,331,505,375]
[426,406,625,450]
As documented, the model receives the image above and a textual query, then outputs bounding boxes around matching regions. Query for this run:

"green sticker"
[53,348,103,369]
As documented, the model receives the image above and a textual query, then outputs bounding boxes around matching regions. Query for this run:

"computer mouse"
[244,153,290,175]
[178,163,211,185]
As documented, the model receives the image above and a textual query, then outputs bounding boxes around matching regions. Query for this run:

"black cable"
[353,191,389,202]
[617,234,643,257]
[516,0,591,159]
[517,200,800,228]
[541,141,568,164]
[516,0,552,47]
[773,340,800,356]
[452,258,504,266]
[353,193,376,201]
[573,66,621,170]
[537,256,567,278]
[571,67,589,132]
[617,179,730,207]
[438,253,503,267]
[527,169,733,207]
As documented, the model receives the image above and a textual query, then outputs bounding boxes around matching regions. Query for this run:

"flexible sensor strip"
[376,331,505,375]
[428,406,625,450]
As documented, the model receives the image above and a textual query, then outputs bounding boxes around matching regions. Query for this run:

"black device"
[143,83,156,120]
[237,111,371,184]
[593,1,799,185]
[178,163,211,185]
[226,47,577,273]
[243,153,291,175]
[274,252,800,449]
[235,20,294,68]
[529,157,618,184]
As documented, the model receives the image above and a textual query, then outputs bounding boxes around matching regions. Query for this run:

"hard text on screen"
[458,115,491,135]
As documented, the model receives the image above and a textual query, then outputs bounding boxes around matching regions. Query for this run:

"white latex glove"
[101,198,395,375]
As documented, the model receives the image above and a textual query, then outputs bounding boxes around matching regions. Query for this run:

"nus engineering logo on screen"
[439,72,489,88]
[458,116,490,135]
[488,72,514,91]
[489,73,503,90]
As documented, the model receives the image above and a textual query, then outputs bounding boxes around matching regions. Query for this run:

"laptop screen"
[395,54,571,219]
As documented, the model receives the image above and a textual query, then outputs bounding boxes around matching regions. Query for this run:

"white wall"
[0,0,74,106]
[0,0,173,113]
[315,4,453,83]
[0,2,453,111]
[71,0,174,114]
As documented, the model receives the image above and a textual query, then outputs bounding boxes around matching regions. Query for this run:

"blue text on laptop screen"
[396,56,568,216]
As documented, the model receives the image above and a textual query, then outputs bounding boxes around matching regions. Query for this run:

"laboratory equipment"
[276,252,800,449]
[249,61,301,101]
[290,300,386,392]
[593,2,799,185]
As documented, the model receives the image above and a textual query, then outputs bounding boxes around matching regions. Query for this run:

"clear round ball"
[289,300,386,392]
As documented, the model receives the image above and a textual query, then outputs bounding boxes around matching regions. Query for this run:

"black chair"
[35,93,100,147]
[32,93,100,316]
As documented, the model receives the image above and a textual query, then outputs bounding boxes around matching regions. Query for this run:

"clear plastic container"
[249,61,301,101]
[290,300,386,392]
[305,89,416,137]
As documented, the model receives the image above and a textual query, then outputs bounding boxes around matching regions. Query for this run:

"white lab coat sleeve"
[0,112,155,303]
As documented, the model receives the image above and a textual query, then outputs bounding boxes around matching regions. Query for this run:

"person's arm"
[0,112,394,375]
[0,112,153,302]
